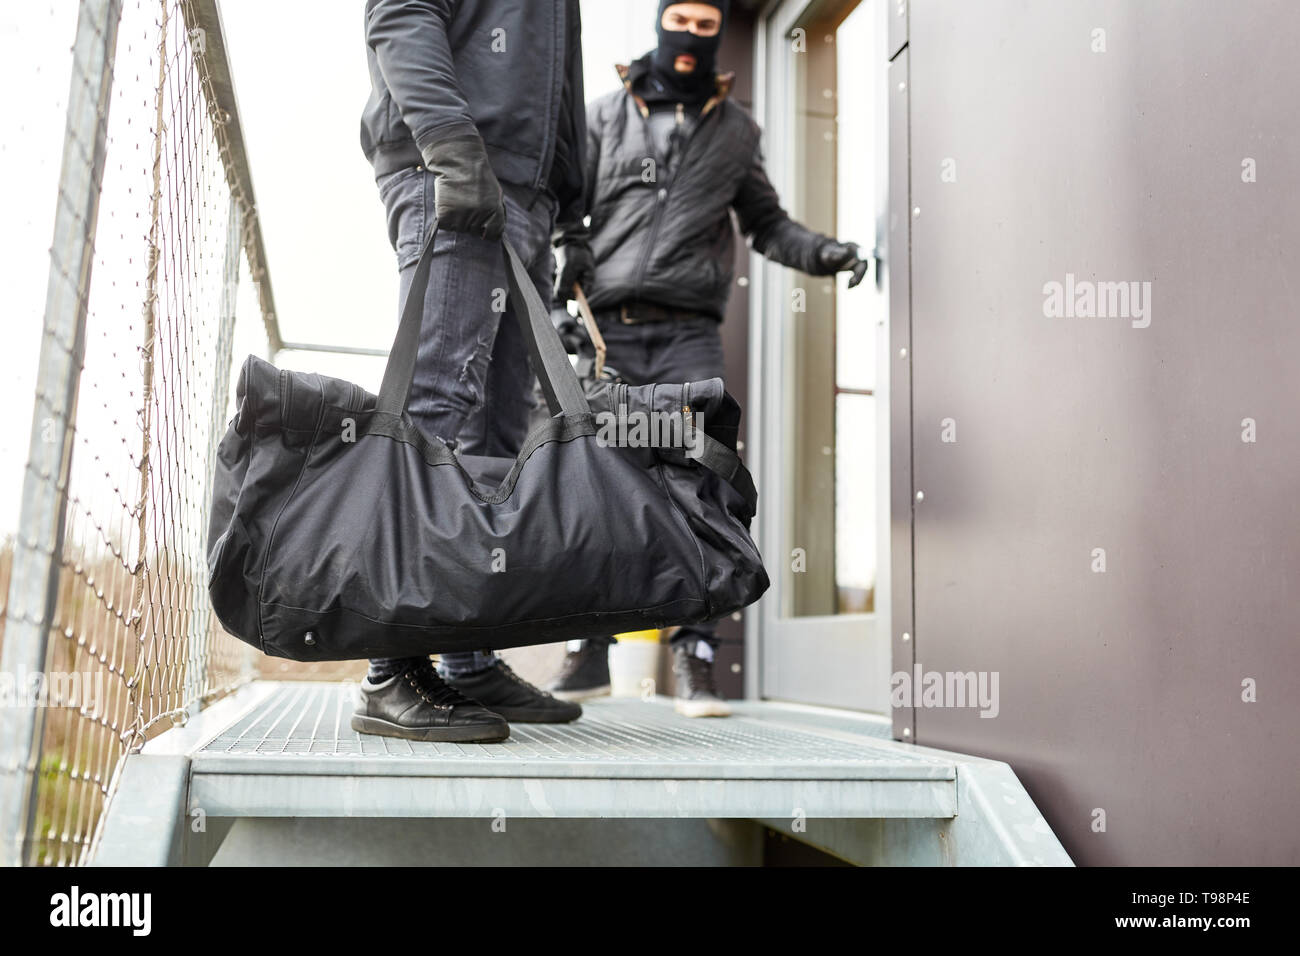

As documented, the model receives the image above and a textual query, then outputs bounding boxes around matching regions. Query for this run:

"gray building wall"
[892,0,1300,865]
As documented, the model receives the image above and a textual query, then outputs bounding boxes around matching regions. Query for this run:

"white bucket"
[609,640,662,698]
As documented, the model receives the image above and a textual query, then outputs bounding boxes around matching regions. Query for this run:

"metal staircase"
[92,682,1071,866]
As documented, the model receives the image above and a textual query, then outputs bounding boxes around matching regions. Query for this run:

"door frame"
[745,0,894,712]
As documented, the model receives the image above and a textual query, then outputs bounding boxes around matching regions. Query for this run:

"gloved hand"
[422,132,507,240]
[551,306,593,357]
[817,240,871,289]
[553,240,595,305]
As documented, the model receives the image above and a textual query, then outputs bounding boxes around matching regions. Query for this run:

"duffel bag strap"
[658,432,758,516]
[501,241,591,418]
[377,225,591,420]
[377,224,439,417]
[696,434,758,516]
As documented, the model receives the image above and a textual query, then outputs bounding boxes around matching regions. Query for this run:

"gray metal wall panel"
[888,49,915,741]
[904,0,1300,865]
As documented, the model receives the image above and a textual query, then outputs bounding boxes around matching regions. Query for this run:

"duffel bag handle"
[377,225,590,419]
[502,240,590,418]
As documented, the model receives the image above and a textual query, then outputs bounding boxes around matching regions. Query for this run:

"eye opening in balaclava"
[651,1,729,99]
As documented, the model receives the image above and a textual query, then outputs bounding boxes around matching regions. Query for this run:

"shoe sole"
[674,699,732,718]
[485,707,582,724]
[549,684,611,702]
[351,713,510,743]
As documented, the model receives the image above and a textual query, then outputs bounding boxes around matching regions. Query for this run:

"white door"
[748,0,892,711]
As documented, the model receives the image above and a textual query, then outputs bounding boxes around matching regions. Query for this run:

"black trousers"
[590,313,727,650]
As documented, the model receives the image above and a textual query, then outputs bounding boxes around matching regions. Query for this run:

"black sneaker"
[447,659,583,723]
[351,660,509,742]
[672,640,731,718]
[546,640,612,701]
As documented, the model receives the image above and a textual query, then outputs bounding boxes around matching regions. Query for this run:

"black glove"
[553,240,595,305]
[817,240,871,289]
[422,132,507,240]
[551,306,593,357]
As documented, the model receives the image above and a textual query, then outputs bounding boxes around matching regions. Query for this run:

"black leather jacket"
[564,59,835,319]
[361,0,586,222]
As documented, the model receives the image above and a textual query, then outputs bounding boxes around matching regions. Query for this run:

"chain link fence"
[0,0,276,865]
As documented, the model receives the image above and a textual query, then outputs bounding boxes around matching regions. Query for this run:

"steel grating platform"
[92,682,1073,864]
[181,682,958,819]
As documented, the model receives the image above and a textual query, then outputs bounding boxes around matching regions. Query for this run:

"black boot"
[352,659,509,742]
[447,659,583,723]
[672,639,731,717]
[546,639,612,701]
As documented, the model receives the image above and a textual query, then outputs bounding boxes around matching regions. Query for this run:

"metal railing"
[0,0,279,865]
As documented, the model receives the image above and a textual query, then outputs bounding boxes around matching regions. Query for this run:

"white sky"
[0,0,661,538]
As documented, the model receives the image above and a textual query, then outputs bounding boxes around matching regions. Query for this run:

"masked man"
[546,0,871,717]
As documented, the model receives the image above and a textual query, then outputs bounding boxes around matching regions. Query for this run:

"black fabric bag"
[206,230,768,661]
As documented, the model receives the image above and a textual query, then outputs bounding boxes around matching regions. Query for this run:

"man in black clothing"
[353,0,589,742]
[547,0,870,716]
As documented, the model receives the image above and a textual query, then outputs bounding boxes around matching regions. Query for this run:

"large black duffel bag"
[206,230,768,661]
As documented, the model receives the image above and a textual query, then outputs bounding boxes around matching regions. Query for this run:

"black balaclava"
[649,0,729,102]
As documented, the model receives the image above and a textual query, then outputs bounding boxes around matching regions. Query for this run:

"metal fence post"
[0,0,123,867]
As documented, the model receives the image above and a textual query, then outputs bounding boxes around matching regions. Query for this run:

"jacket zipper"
[629,99,717,303]
[682,380,694,448]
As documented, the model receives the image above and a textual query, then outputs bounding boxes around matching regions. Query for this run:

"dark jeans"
[590,314,729,651]
[370,167,557,679]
